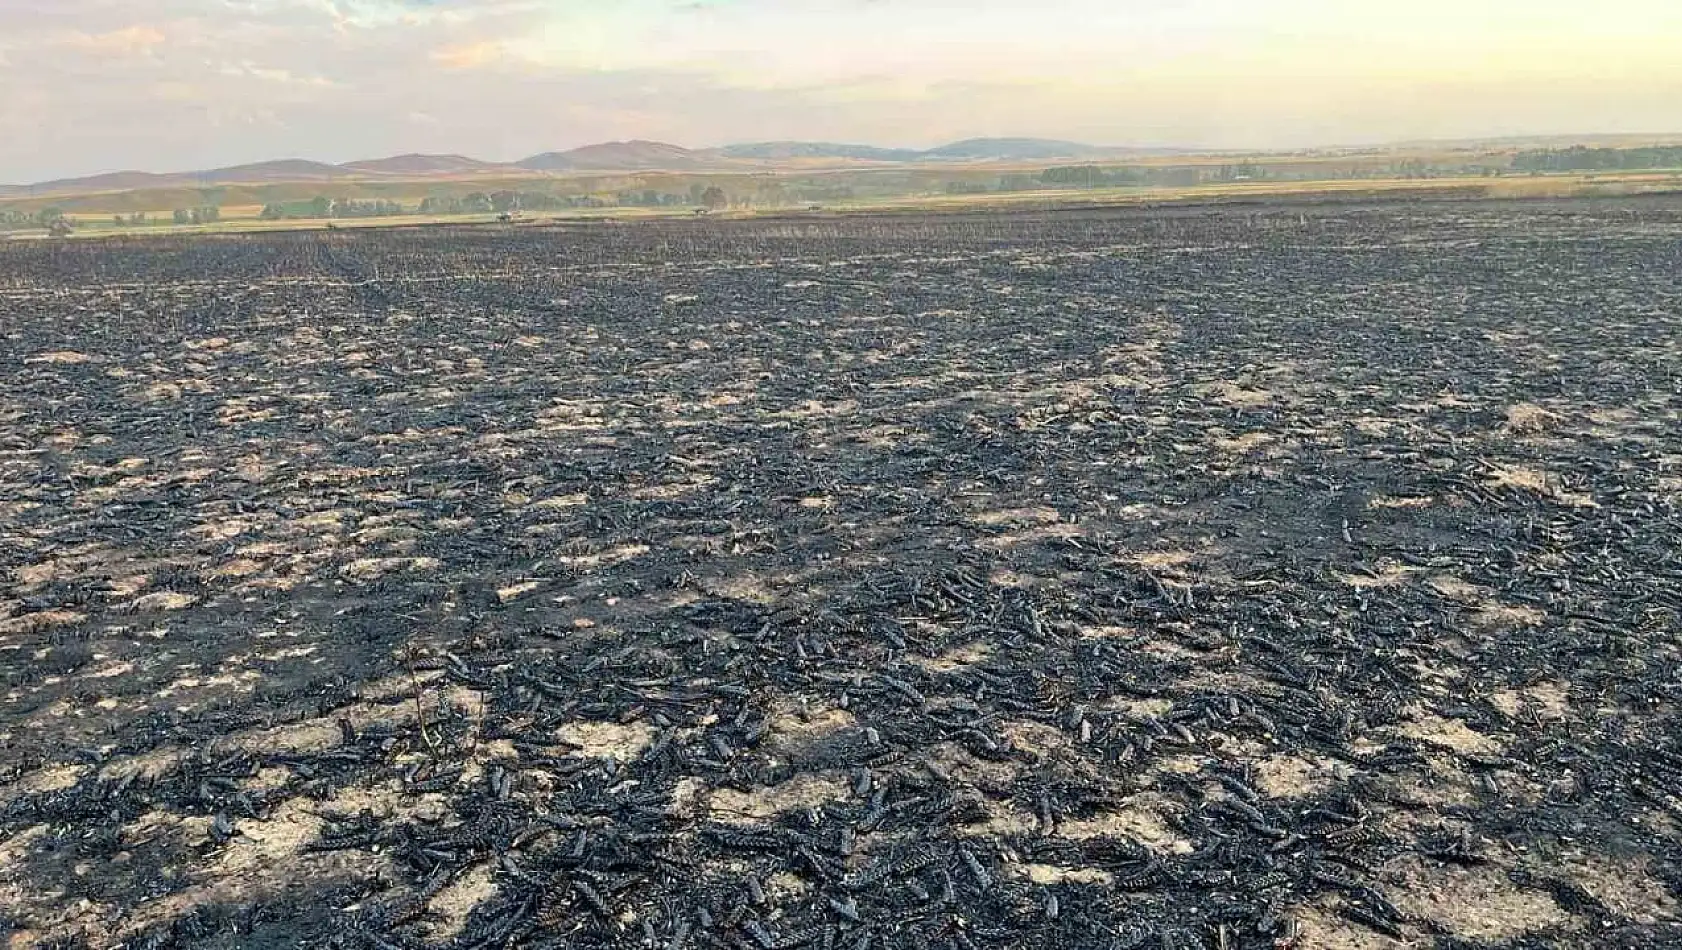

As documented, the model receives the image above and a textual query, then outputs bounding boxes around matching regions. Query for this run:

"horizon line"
[7,129,1682,191]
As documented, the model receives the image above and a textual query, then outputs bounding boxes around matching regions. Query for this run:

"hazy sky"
[3,0,1681,182]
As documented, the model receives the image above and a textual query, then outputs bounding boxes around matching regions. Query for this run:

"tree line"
[0,208,66,230]
[261,197,405,220]
[416,192,608,215]
[260,186,733,221]
[4,187,740,231]
[108,208,222,227]
[2,207,226,231]
[1511,146,1682,172]
[172,207,222,225]
[939,157,1512,197]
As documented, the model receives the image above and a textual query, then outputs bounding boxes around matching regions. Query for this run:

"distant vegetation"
[421,192,609,214]
[1,208,66,231]
[3,206,224,231]
[171,207,221,225]
[253,186,736,221]
[936,156,1506,196]
[7,142,1681,231]
[1512,146,1682,172]
[261,197,406,220]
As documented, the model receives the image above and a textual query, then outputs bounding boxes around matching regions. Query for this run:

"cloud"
[150,80,206,102]
[309,0,540,30]
[3,0,1682,183]
[221,62,339,87]
[431,40,509,70]
[60,25,168,55]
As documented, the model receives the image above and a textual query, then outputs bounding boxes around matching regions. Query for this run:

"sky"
[3,0,1681,183]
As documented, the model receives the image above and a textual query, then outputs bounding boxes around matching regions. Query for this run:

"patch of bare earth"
[766,703,856,748]
[1253,754,1339,798]
[1014,864,1114,885]
[555,720,656,760]
[1369,494,1434,510]
[1555,854,1680,925]
[1428,576,1547,628]
[130,591,199,611]
[77,796,397,946]
[1335,563,1424,588]
[969,506,1061,527]
[907,642,992,673]
[1202,382,1275,409]
[1058,793,1196,856]
[1486,464,1597,507]
[0,765,88,809]
[1397,712,1503,756]
[1503,402,1560,435]
[1212,431,1276,453]
[1490,681,1573,722]
[0,825,54,938]
[0,610,85,636]
[340,556,442,581]
[1291,902,1419,949]
[1386,856,1569,940]
[25,350,95,365]
[425,862,499,941]
[702,773,849,822]
[1471,603,1547,629]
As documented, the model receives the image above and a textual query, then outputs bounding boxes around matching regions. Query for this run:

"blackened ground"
[2,199,1681,950]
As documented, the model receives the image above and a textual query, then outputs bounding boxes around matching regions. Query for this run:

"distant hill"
[715,141,925,162]
[21,160,354,197]
[21,170,182,196]
[12,156,520,199]
[189,159,348,184]
[715,138,1174,163]
[714,139,1132,163]
[341,153,510,176]
[1360,132,1682,152]
[519,141,719,172]
[920,138,1100,161]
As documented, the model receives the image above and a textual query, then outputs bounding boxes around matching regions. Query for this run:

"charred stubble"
[1,199,1680,949]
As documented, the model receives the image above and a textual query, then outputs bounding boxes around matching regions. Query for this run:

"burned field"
[2,199,1681,950]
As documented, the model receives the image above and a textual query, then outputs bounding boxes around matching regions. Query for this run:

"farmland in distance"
[2,199,1681,949]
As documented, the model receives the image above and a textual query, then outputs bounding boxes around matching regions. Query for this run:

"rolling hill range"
[714,141,926,162]
[340,154,513,176]
[520,140,714,172]
[15,160,353,198]
[9,133,1682,202]
[4,138,1161,198]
